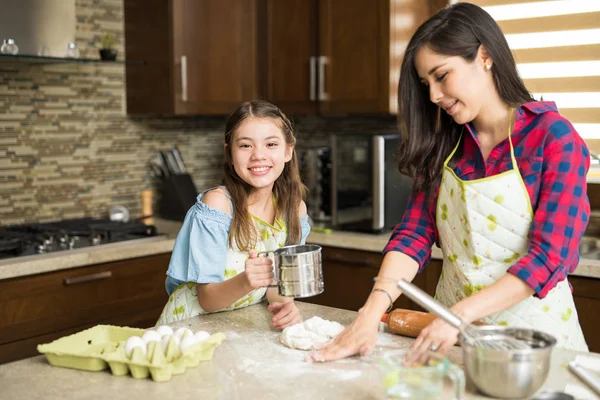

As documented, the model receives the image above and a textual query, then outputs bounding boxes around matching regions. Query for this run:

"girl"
[311,2,589,362]
[157,100,310,330]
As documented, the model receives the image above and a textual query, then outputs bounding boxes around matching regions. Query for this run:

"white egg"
[194,330,211,342]
[141,330,162,344]
[125,336,146,358]
[174,327,193,341]
[160,334,180,352]
[179,335,198,353]
[155,325,174,337]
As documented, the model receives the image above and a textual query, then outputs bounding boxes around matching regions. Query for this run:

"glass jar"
[1,39,19,55]
[66,42,80,58]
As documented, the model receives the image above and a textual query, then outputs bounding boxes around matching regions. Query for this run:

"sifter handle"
[396,279,464,330]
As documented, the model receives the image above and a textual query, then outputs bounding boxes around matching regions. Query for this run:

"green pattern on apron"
[157,215,287,325]
[435,109,588,351]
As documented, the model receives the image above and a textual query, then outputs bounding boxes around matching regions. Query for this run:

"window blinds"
[462,0,600,151]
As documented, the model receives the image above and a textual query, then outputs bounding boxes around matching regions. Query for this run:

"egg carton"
[37,324,226,382]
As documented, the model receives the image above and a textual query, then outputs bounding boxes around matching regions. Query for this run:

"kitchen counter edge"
[1,218,599,281]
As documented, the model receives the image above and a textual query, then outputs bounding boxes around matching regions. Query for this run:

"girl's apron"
[157,216,287,325]
[434,110,588,351]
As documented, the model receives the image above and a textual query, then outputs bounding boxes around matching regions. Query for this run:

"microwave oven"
[298,133,412,233]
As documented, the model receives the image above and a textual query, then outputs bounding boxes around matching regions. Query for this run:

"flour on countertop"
[280,316,345,350]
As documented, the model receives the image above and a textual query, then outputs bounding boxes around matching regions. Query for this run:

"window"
[464,0,600,147]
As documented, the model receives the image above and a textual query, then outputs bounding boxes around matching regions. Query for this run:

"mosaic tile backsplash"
[0,0,398,226]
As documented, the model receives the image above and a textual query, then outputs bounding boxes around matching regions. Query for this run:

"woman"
[310,2,589,362]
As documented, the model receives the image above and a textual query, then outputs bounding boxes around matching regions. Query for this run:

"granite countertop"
[0,301,597,400]
[1,218,599,280]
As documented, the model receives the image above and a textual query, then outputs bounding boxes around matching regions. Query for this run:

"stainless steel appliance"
[330,133,412,233]
[0,218,159,260]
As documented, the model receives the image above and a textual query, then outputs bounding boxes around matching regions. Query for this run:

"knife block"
[158,174,198,221]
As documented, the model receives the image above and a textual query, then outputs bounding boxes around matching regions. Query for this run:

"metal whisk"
[396,279,530,350]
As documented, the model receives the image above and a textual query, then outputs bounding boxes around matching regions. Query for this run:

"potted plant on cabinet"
[99,33,117,61]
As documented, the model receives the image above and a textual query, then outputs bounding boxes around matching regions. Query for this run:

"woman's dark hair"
[223,100,306,250]
[397,2,533,197]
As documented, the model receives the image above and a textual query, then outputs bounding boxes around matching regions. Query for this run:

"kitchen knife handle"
[64,271,112,285]
[180,55,188,102]
[309,56,317,101]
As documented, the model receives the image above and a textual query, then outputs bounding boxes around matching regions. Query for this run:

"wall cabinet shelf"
[0,53,144,65]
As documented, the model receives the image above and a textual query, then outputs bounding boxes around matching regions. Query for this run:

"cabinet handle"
[64,271,112,285]
[326,253,373,267]
[309,56,317,101]
[318,56,330,101]
[180,55,188,102]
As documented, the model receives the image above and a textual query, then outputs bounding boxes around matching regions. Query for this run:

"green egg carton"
[37,324,226,382]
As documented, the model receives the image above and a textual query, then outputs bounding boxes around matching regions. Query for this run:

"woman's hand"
[244,250,274,289]
[407,317,459,364]
[268,301,301,330]
[306,312,380,362]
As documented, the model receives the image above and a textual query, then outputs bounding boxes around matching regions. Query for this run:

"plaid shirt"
[384,101,590,298]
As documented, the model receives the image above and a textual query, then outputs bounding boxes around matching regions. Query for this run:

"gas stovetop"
[0,218,159,260]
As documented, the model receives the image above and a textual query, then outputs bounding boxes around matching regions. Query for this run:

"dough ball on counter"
[280,316,345,350]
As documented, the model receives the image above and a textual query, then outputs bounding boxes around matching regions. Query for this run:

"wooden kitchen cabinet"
[0,253,170,364]
[571,276,600,353]
[259,0,391,115]
[124,0,258,115]
[303,245,442,312]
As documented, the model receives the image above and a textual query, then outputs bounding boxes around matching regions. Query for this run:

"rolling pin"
[381,308,486,338]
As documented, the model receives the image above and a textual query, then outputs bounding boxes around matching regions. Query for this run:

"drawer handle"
[326,254,373,267]
[64,271,112,285]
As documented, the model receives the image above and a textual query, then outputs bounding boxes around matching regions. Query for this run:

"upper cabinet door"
[259,0,319,115]
[318,0,390,114]
[173,0,258,115]
[124,0,258,115]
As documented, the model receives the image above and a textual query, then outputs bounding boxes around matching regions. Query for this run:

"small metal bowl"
[459,326,557,399]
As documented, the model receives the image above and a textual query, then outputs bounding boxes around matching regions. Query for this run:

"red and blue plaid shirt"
[384,101,590,298]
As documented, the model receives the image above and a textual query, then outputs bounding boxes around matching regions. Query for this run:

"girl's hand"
[306,312,380,362]
[407,318,458,365]
[268,301,301,330]
[244,250,274,289]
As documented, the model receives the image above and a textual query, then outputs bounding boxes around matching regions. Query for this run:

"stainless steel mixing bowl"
[459,326,557,399]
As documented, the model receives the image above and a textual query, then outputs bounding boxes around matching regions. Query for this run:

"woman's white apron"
[434,111,588,351]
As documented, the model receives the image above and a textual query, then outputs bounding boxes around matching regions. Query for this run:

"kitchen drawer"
[0,253,170,352]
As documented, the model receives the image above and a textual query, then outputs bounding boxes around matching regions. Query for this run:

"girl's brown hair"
[223,100,307,250]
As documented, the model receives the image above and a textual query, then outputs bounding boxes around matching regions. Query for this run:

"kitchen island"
[0,301,597,400]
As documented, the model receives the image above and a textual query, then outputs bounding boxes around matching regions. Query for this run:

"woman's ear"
[478,45,493,71]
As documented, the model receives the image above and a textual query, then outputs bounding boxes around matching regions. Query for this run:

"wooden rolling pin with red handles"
[381,309,486,338]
